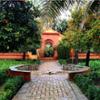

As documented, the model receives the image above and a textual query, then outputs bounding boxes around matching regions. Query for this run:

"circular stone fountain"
[9,64,39,81]
[62,64,90,80]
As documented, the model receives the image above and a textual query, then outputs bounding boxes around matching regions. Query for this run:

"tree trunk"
[23,52,26,60]
[85,50,90,66]
[74,50,78,64]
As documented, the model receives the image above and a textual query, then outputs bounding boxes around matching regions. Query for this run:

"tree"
[62,6,100,52]
[85,16,100,52]
[59,3,99,65]
[0,0,40,52]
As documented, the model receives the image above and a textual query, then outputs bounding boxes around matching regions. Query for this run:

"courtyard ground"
[12,61,88,100]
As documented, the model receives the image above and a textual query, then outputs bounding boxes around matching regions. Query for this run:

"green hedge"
[90,60,100,71]
[0,72,7,85]
[78,60,100,76]
[58,59,67,65]
[0,76,24,100]
[57,44,70,60]
[74,73,100,100]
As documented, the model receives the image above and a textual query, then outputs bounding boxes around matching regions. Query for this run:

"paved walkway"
[12,61,88,100]
[38,61,63,74]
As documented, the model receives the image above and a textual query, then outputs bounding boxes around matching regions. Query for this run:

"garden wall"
[0,52,99,60]
[0,52,38,60]
[70,52,100,59]
[78,53,100,59]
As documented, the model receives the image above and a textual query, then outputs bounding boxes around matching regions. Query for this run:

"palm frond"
[41,0,84,18]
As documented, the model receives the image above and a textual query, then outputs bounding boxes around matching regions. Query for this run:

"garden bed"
[0,60,40,99]
[74,60,100,100]
[0,76,24,100]
[74,73,100,100]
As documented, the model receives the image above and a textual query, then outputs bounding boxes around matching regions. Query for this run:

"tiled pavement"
[38,61,63,74]
[12,61,88,100]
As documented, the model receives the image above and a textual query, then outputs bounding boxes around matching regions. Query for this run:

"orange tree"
[0,0,40,52]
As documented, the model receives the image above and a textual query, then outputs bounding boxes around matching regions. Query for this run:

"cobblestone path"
[12,61,88,100]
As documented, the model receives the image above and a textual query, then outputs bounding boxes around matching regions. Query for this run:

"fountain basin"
[8,64,39,81]
[63,64,90,80]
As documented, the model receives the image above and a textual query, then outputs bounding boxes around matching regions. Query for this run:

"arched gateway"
[37,29,62,60]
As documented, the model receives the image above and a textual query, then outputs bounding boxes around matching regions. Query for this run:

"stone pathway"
[38,61,63,74]
[12,61,88,100]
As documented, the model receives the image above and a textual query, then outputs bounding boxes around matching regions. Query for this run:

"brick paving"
[12,61,88,100]
[38,61,63,74]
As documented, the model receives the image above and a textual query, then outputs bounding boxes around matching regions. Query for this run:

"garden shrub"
[4,76,24,93]
[78,60,100,76]
[86,85,100,100]
[95,88,100,100]
[74,74,100,100]
[90,60,100,75]
[58,59,67,65]
[0,76,24,100]
[57,43,70,60]
[88,71,99,81]
[87,85,97,100]
[74,74,92,93]
[0,90,12,100]
[0,72,7,85]
[44,45,54,57]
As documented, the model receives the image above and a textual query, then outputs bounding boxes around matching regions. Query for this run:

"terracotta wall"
[0,53,38,60]
[0,52,99,60]
[70,52,100,59]
[78,53,100,59]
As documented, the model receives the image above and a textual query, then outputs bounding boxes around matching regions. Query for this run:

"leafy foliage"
[58,59,67,65]
[0,60,36,72]
[39,0,85,28]
[0,72,7,85]
[57,41,70,60]
[44,44,54,57]
[79,60,100,76]
[0,76,24,100]
[0,0,40,52]
[89,0,100,13]
[41,0,85,18]
[60,7,100,52]
[52,19,68,33]
[74,73,100,100]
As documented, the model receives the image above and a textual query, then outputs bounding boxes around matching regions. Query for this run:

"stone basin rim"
[66,67,90,73]
[10,64,31,72]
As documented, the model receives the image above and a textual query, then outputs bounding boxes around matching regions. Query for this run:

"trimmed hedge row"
[0,76,24,100]
[74,73,100,100]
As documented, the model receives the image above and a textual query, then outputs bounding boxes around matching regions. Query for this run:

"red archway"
[45,39,54,46]
[38,29,62,60]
